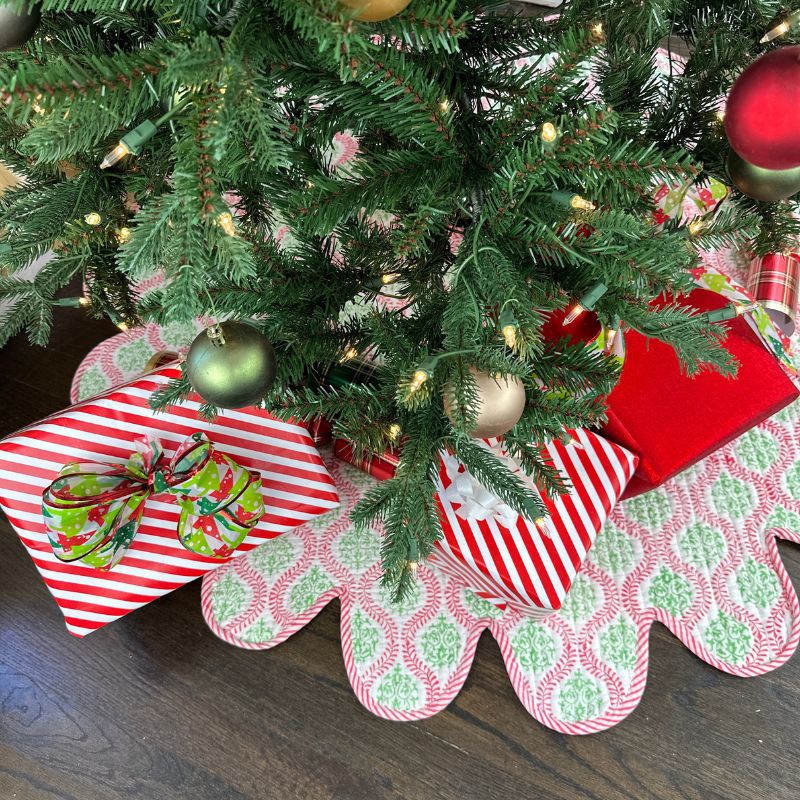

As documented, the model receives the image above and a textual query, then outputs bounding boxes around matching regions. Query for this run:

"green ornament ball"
[0,3,40,51]
[726,149,800,202]
[186,322,276,409]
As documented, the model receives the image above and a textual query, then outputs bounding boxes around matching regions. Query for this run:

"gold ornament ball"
[340,0,411,22]
[186,322,276,409]
[444,366,527,438]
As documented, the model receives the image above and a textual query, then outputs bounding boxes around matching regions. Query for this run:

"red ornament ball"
[725,46,800,170]
[541,306,601,346]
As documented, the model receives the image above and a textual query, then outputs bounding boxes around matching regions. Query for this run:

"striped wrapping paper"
[429,429,638,616]
[0,365,340,637]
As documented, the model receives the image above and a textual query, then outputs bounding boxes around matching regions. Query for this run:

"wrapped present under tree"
[0,365,339,636]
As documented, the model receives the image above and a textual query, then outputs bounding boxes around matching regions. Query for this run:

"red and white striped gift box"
[429,429,637,616]
[0,365,340,637]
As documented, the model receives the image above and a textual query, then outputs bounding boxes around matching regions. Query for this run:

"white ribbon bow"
[441,439,554,535]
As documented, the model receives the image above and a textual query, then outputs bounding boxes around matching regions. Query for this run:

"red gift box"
[305,416,333,447]
[333,438,399,481]
[0,365,340,636]
[602,287,799,498]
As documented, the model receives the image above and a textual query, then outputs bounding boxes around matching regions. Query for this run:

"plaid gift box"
[0,364,340,636]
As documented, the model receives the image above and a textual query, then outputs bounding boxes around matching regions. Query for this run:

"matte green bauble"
[0,3,40,51]
[726,150,800,202]
[186,322,276,409]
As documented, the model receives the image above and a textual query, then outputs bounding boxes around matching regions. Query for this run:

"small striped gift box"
[429,429,638,616]
[0,365,340,637]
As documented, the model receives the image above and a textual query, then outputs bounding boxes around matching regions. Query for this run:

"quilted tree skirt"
[69,323,800,734]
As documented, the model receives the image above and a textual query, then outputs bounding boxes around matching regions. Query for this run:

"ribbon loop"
[441,437,573,534]
[42,432,265,569]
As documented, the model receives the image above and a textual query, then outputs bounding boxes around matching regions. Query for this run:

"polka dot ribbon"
[42,433,264,570]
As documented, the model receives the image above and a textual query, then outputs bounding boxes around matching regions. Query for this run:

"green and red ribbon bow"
[42,433,265,569]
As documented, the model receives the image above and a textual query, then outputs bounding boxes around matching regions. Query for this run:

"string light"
[217,211,236,236]
[715,109,726,122]
[760,10,800,43]
[388,423,402,441]
[658,302,760,334]
[100,141,132,170]
[407,540,420,575]
[499,306,518,349]
[570,195,596,212]
[115,227,132,243]
[550,191,597,212]
[405,351,475,395]
[366,272,401,290]
[591,21,604,38]
[99,100,189,169]
[438,98,451,112]
[409,368,430,393]
[339,346,359,363]
[705,302,759,323]
[55,296,91,308]
[562,282,608,326]
[565,433,585,450]
[107,309,130,332]
[541,122,558,143]
[84,212,102,226]
[688,218,704,236]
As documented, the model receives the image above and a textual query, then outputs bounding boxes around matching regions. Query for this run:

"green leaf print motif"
[648,568,693,617]
[557,671,605,723]
[211,573,247,625]
[375,665,420,711]
[511,620,557,674]
[420,615,461,670]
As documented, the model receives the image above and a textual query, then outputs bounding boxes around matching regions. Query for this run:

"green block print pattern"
[678,523,726,571]
[211,573,248,626]
[599,618,638,671]
[557,672,606,723]
[78,283,800,733]
[511,621,558,674]
[710,473,756,520]
[735,430,780,473]
[419,615,461,671]
[375,665,421,711]
[648,568,694,617]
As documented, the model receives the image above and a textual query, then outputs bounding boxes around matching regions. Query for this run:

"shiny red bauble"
[725,46,800,170]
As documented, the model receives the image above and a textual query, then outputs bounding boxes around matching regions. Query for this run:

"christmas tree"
[0,0,798,599]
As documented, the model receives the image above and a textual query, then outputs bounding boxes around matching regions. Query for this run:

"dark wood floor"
[0,305,798,800]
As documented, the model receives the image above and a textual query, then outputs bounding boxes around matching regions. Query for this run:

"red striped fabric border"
[0,366,339,637]
[430,429,637,615]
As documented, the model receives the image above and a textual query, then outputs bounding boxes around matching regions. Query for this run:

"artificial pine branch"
[0,0,796,599]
